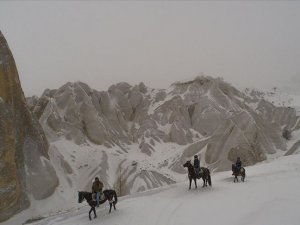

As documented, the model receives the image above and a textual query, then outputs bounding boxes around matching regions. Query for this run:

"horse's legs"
[113,201,116,210]
[242,173,245,182]
[202,172,208,187]
[93,207,97,218]
[109,203,112,213]
[234,174,238,183]
[194,178,197,189]
[202,170,208,187]
[202,177,207,187]
[189,177,192,189]
[89,208,93,220]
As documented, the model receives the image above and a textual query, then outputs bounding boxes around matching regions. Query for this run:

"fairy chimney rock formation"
[0,31,58,222]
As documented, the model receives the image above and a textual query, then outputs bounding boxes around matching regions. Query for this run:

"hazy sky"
[0,1,300,96]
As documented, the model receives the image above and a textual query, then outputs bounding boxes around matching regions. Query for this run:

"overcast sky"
[0,1,300,96]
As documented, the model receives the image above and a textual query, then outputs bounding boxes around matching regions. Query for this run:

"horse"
[78,189,118,220]
[232,164,246,182]
[183,160,212,190]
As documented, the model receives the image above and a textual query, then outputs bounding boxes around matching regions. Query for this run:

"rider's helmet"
[95,177,99,181]
[194,155,198,158]
[237,157,240,161]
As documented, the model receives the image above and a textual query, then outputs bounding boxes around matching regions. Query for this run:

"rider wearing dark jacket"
[235,157,242,171]
[194,155,200,168]
[194,155,200,176]
[92,177,103,207]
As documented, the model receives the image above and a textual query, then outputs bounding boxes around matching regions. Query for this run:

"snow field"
[26,154,300,225]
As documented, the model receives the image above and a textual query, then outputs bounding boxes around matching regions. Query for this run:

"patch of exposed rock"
[0,31,58,222]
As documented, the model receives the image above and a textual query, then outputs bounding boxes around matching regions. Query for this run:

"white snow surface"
[6,154,300,225]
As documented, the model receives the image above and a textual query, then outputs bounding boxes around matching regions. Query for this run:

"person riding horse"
[183,160,212,189]
[231,157,246,182]
[92,177,103,207]
[193,155,201,178]
[235,157,242,172]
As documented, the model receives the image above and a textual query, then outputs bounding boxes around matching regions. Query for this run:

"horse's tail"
[113,190,118,203]
[207,169,212,186]
[242,167,246,177]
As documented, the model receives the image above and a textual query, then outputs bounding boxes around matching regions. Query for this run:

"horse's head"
[183,160,191,168]
[78,191,85,203]
[105,193,113,202]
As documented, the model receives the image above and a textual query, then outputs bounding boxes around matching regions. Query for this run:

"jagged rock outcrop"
[0,31,58,222]
[27,75,300,198]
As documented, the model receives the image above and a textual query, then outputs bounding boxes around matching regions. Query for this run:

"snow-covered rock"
[25,76,300,206]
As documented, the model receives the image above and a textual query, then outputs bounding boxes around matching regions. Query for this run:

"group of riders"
[192,154,243,177]
[92,156,243,205]
[87,156,242,219]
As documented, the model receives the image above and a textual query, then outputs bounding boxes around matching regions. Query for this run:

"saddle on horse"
[195,167,203,178]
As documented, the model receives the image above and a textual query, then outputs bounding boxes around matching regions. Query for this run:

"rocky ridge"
[27,76,300,199]
[0,31,58,222]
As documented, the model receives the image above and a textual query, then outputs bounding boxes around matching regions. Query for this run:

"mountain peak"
[172,75,223,87]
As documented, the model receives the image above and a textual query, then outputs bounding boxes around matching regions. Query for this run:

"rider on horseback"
[92,177,103,207]
[235,157,242,172]
[193,155,200,177]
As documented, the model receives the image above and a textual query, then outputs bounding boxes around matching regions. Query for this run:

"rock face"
[28,76,300,198]
[0,31,58,222]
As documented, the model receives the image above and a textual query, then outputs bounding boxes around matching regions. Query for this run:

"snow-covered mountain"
[2,29,300,224]
[7,153,300,225]
[2,27,300,222]
[25,76,300,208]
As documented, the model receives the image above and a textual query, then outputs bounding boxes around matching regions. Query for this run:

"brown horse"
[183,160,212,189]
[232,164,246,182]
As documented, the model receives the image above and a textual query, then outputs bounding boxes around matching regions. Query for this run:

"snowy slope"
[243,86,300,109]
[8,154,300,225]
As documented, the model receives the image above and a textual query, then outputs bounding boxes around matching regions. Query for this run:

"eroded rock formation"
[0,31,58,222]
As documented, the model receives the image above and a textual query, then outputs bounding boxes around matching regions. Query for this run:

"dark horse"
[232,164,246,182]
[183,160,212,189]
[78,189,118,220]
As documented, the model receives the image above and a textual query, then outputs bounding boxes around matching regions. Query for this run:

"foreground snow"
[18,154,300,225]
